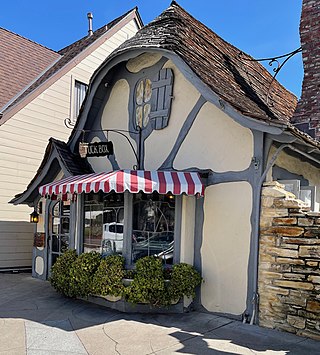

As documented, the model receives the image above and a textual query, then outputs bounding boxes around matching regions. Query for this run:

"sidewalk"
[0,273,319,354]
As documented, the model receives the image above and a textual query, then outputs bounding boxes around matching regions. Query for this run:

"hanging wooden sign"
[79,141,114,158]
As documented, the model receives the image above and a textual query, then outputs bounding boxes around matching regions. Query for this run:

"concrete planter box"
[81,294,185,314]
[78,276,193,313]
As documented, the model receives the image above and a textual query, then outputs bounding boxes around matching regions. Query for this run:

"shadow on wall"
[0,273,318,354]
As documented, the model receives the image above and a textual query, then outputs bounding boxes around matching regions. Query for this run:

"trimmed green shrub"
[49,252,202,307]
[69,251,101,298]
[167,263,202,300]
[125,256,167,306]
[123,269,136,279]
[92,255,125,297]
[49,249,78,297]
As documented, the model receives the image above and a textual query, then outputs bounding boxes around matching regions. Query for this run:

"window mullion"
[122,191,133,267]
[173,195,182,264]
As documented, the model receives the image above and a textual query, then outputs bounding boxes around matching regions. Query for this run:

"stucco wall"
[174,102,253,172]
[98,79,137,171]
[144,60,201,170]
[143,60,253,171]
[201,182,252,315]
[180,195,196,265]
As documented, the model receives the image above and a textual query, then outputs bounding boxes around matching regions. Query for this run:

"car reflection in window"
[132,231,174,264]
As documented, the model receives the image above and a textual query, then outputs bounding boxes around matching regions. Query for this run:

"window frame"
[300,186,316,211]
[49,200,71,268]
[70,77,88,125]
[278,179,300,198]
[81,191,182,267]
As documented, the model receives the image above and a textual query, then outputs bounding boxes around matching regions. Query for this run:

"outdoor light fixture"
[167,192,174,200]
[30,209,39,223]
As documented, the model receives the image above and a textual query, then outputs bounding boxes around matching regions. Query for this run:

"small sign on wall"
[34,233,45,248]
[79,141,114,158]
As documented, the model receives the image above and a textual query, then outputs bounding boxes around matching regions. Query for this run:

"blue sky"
[1,0,303,97]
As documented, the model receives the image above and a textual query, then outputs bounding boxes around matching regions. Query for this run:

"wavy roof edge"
[93,1,297,125]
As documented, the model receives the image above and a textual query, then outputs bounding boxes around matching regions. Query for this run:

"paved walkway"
[0,273,319,354]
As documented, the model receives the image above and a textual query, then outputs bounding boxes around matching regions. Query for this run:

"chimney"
[292,0,320,139]
[87,12,93,36]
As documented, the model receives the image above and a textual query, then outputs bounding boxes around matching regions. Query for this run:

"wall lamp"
[30,209,39,223]
[30,202,42,223]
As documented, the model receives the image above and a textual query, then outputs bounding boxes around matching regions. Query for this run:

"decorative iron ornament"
[64,117,76,129]
[238,47,302,106]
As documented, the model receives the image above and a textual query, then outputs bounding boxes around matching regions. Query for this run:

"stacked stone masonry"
[259,181,320,341]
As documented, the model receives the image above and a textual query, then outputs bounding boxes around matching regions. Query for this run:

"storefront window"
[50,200,70,266]
[83,192,124,255]
[132,192,175,264]
[83,191,175,265]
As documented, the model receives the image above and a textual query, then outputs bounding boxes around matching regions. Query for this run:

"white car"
[101,222,124,253]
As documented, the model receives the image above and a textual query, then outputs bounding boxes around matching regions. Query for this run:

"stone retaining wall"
[259,181,320,340]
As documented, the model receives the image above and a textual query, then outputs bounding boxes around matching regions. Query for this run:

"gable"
[68,50,254,173]
[0,8,142,124]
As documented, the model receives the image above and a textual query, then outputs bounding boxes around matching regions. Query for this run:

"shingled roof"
[1,7,141,117]
[106,1,297,124]
[0,28,60,110]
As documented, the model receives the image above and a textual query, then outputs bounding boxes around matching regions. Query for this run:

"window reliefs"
[135,78,152,129]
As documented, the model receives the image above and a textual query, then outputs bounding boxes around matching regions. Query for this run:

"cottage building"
[12,1,320,323]
[0,9,142,269]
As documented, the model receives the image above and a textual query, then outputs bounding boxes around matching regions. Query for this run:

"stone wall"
[259,181,320,340]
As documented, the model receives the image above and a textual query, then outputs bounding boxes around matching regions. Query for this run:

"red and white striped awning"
[39,170,204,197]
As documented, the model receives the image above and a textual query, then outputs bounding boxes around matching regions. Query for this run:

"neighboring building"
[12,0,320,329]
[0,8,142,269]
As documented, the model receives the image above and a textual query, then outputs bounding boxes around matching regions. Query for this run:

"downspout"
[250,141,320,324]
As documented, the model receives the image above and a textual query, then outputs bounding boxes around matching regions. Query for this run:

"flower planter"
[85,294,185,313]
[50,253,201,314]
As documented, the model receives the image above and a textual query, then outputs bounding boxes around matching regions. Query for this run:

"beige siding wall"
[0,19,139,268]
[0,221,34,268]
